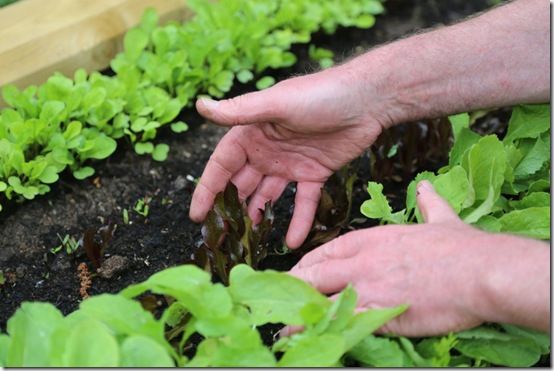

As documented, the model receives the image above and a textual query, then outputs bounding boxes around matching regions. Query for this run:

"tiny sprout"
[186,174,199,184]
[51,233,80,255]
[122,208,130,224]
[134,196,151,217]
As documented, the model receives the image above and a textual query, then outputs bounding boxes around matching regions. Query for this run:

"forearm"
[475,233,550,332]
[337,0,549,127]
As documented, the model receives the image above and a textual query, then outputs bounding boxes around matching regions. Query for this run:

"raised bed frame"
[0,0,191,106]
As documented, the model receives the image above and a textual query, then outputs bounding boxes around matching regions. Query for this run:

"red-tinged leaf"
[83,222,117,270]
[194,182,274,284]
[83,229,102,269]
[201,210,227,251]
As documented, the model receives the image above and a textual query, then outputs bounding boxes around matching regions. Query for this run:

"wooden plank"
[0,0,192,99]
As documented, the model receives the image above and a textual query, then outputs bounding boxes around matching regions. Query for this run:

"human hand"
[288,181,550,336]
[189,67,391,248]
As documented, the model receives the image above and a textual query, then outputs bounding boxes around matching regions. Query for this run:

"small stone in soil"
[97,255,130,279]
[172,175,188,192]
[51,254,71,272]
[15,265,27,278]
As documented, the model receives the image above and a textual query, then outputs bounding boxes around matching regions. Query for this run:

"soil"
[0,0,496,335]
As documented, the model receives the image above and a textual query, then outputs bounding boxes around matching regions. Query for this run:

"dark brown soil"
[0,0,495,330]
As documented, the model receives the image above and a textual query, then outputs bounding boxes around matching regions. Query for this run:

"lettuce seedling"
[83,222,117,269]
[133,196,151,217]
[0,0,386,211]
[190,182,273,285]
[354,104,551,367]
[298,165,357,252]
[0,264,407,367]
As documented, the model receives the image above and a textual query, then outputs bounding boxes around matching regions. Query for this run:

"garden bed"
[0,1,496,330]
[0,0,548,370]
[0,0,497,333]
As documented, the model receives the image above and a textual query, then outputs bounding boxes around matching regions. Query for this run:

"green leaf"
[40,101,65,125]
[120,335,174,367]
[499,207,550,239]
[158,99,182,123]
[78,294,165,345]
[256,76,276,90]
[501,324,550,354]
[509,192,550,209]
[82,87,106,110]
[432,165,470,213]
[120,265,232,319]
[528,179,550,193]
[38,166,59,184]
[81,134,117,160]
[341,305,408,350]
[319,285,357,333]
[6,302,64,366]
[364,0,385,14]
[463,135,506,202]
[353,14,376,28]
[504,104,550,144]
[124,28,149,61]
[278,334,345,367]
[73,68,87,83]
[473,215,502,232]
[134,142,154,154]
[189,328,276,367]
[348,335,410,367]
[140,7,159,34]
[152,28,171,55]
[7,177,39,200]
[170,121,188,133]
[61,319,119,367]
[212,70,234,92]
[448,113,470,141]
[236,69,254,83]
[73,166,95,180]
[360,182,401,223]
[513,135,550,179]
[448,127,480,167]
[63,121,82,140]
[229,264,329,326]
[455,335,541,367]
[152,143,169,161]
[0,334,10,367]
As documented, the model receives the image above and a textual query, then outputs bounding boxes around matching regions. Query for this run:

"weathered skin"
[190,0,550,335]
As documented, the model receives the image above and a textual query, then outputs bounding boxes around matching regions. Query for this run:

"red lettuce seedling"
[298,165,357,253]
[190,182,274,284]
[83,222,117,269]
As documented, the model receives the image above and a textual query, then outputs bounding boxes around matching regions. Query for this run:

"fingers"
[230,165,263,201]
[291,235,360,271]
[247,176,289,223]
[196,86,284,126]
[288,258,352,294]
[278,325,304,338]
[291,227,395,270]
[286,182,323,249]
[189,135,247,222]
[416,180,460,224]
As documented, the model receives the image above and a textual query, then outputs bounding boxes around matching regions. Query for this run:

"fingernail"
[417,180,433,192]
[199,98,219,111]
[278,327,290,338]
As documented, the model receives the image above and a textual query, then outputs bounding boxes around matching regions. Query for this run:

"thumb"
[416,180,460,224]
[196,86,284,126]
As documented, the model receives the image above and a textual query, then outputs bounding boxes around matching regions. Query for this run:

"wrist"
[469,232,550,330]
[332,47,401,130]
